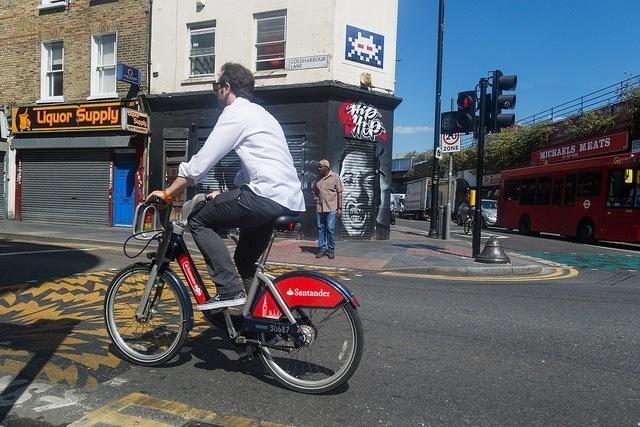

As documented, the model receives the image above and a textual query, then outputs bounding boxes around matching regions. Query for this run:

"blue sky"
[393,0,640,157]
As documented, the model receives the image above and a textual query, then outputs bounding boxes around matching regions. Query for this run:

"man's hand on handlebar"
[146,190,170,204]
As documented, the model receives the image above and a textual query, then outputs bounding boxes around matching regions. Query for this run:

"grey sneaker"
[197,291,246,310]
[327,252,335,259]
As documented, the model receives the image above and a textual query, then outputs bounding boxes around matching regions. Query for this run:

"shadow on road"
[0,240,102,287]
[0,319,80,422]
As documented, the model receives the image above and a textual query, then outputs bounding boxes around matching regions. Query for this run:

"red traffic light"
[458,95,473,109]
[457,91,477,113]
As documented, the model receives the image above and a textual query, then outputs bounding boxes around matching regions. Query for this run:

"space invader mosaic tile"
[345,25,384,69]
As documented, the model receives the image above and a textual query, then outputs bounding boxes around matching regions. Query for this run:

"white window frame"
[38,0,67,11]
[254,10,287,72]
[39,40,64,103]
[90,32,118,100]
[187,23,216,79]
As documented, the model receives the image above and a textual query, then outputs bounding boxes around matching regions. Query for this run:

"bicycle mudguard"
[251,271,360,320]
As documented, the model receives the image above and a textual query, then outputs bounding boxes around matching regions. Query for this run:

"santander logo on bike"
[286,288,331,298]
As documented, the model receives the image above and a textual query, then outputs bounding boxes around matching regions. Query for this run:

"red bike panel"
[252,276,345,319]
[177,253,209,304]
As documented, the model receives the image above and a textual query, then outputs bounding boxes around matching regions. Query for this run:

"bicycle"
[103,194,364,394]
[463,212,473,235]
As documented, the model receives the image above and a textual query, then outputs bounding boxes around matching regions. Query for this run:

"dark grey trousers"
[188,186,290,296]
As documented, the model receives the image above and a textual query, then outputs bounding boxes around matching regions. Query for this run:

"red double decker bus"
[497,132,640,243]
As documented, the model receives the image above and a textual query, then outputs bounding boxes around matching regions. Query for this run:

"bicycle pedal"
[236,344,256,360]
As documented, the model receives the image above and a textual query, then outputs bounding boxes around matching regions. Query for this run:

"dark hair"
[219,62,255,100]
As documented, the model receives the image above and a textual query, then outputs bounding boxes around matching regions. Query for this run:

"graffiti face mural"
[340,149,375,237]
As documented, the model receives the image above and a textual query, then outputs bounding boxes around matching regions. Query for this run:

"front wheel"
[259,303,364,394]
[463,219,472,235]
[104,265,190,366]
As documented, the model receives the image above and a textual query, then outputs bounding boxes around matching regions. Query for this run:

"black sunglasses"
[213,81,227,92]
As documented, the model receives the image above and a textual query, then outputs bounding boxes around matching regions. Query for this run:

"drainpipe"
[142,0,153,197]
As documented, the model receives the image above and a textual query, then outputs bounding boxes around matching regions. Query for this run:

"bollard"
[442,205,450,240]
[437,205,444,238]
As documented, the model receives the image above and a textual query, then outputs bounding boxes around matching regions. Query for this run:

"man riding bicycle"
[146,62,305,310]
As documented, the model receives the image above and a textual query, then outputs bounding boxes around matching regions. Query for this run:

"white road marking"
[105,377,128,387]
[0,247,105,257]
[33,390,85,412]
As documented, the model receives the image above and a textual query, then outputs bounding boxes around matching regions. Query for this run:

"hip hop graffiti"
[338,101,388,143]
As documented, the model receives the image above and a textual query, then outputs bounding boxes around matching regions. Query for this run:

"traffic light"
[440,90,477,135]
[489,70,517,132]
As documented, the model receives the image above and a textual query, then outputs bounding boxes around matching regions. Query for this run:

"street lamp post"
[428,0,445,238]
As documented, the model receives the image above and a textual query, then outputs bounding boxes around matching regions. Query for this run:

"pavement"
[0,220,559,278]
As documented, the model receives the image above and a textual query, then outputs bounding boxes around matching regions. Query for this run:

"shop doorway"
[113,152,136,226]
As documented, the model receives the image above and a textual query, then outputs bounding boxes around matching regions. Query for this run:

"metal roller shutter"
[0,152,5,220]
[194,128,305,193]
[21,149,110,225]
[339,141,376,240]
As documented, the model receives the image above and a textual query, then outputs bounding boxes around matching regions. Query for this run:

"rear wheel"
[577,219,595,244]
[258,303,364,394]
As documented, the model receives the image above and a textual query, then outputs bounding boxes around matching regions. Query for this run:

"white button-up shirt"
[178,97,305,212]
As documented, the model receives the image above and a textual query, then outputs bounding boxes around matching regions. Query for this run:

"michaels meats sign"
[338,100,388,142]
[531,131,629,165]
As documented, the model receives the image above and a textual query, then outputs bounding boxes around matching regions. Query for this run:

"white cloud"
[393,125,434,134]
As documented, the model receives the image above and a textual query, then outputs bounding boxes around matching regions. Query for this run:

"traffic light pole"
[428,0,445,238]
[472,78,488,258]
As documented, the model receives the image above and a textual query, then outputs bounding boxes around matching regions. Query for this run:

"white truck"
[402,177,455,221]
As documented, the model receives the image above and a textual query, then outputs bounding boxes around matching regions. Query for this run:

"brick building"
[0,0,150,226]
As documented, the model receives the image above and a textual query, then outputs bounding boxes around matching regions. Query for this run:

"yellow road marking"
[70,392,292,427]
[379,267,578,282]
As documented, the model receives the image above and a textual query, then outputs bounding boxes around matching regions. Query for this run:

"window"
[41,41,63,101]
[255,11,286,71]
[577,172,601,197]
[503,179,521,201]
[520,178,536,205]
[536,177,552,205]
[565,174,577,206]
[552,178,563,206]
[188,24,215,77]
[91,33,117,98]
[606,169,638,208]
[38,0,67,10]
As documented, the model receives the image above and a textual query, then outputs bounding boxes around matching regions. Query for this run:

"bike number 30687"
[269,324,290,333]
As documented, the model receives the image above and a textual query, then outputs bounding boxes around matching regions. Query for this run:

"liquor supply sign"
[11,101,137,133]
[531,131,629,165]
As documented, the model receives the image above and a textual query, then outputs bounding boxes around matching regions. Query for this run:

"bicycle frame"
[134,219,299,336]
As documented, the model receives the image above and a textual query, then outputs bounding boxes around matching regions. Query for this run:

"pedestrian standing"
[314,159,343,259]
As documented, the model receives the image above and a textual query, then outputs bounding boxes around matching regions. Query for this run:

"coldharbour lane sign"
[441,133,461,153]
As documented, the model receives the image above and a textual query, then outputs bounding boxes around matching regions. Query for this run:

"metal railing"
[460,74,639,149]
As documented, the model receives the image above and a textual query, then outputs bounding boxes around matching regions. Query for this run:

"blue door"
[113,153,136,226]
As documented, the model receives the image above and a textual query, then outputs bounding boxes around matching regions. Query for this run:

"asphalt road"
[1,239,639,425]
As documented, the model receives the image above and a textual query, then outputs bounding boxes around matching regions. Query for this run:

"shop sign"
[338,100,388,142]
[11,101,137,134]
[482,173,501,187]
[116,63,141,86]
[121,108,149,134]
[531,131,628,165]
[286,55,329,70]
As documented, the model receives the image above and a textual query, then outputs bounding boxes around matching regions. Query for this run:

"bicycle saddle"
[273,214,303,226]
